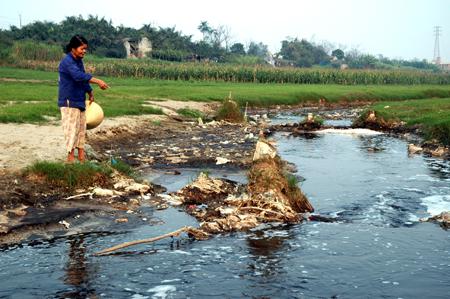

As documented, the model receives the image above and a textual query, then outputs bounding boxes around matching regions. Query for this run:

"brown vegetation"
[248,156,313,214]
[215,99,244,123]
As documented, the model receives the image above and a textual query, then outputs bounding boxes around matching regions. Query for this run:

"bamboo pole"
[94,227,188,256]
[65,192,93,200]
[93,226,208,256]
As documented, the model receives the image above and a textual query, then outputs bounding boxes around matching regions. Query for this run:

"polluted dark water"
[2,126,450,298]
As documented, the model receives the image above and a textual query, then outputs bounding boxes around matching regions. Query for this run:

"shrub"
[177,108,204,118]
[152,49,190,62]
[215,99,244,122]
[110,158,135,177]
[284,173,299,190]
[25,161,111,189]
[300,114,324,126]
[424,122,450,146]
[12,40,63,61]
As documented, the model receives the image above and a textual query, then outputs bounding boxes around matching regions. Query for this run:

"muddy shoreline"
[0,116,262,245]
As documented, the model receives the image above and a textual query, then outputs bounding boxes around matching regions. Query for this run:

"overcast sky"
[1,0,449,62]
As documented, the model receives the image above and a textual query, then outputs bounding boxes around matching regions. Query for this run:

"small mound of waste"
[171,139,314,234]
[420,211,450,229]
[215,99,244,123]
[93,139,315,255]
[352,110,405,131]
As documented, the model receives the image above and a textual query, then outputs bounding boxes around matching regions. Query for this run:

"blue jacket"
[58,54,93,111]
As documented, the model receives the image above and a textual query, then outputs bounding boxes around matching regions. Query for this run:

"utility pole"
[19,14,22,28]
[433,26,441,65]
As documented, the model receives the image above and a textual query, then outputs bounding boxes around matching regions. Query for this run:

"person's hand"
[89,77,109,90]
[97,79,109,90]
[89,95,94,104]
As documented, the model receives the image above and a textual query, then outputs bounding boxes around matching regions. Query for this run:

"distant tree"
[215,25,233,50]
[403,58,437,70]
[332,49,345,60]
[192,40,225,61]
[198,21,215,44]
[197,21,233,50]
[347,53,377,69]
[0,30,14,59]
[279,38,328,67]
[4,15,438,69]
[247,41,268,58]
[318,40,335,55]
[117,24,141,40]
[376,55,438,71]
[230,43,246,55]
[10,21,60,43]
[143,26,193,52]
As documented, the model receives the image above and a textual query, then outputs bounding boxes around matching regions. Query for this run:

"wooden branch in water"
[93,226,208,256]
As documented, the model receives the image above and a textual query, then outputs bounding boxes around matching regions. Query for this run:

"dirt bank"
[0,100,219,172]
[0,100,262,244]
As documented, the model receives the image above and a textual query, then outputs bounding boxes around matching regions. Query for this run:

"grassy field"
[2,66,450,124]
[370,98,450,145]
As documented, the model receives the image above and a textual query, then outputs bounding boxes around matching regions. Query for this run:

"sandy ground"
[0,100,217,172]
[144,99,218,117]
[0,122,65,171]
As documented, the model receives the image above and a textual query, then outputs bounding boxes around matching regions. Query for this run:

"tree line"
[0,15,439,71]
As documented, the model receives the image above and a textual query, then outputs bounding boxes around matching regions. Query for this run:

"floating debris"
[420,211,450,229]
[408,143,423,154]
[58,220,70,229]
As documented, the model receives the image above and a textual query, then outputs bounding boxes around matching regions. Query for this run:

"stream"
[1,116,450,298]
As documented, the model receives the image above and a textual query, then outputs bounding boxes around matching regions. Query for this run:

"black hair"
[65,35,89,53]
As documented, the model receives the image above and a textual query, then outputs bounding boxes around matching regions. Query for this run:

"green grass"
[284,173,299,190]
[0,67,164,123]
[300,115,324,125]
[370,98,450,145]
[176,108,204,118]
[1,66,450,124]
[0,67,58,80]
[25,161,112,189]
[110,159,135,177]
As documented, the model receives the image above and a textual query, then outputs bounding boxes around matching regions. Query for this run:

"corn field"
[11,41,63,62]
[9,57,450,85]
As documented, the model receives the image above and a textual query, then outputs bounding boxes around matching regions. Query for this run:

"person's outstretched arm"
[89,77,109,90]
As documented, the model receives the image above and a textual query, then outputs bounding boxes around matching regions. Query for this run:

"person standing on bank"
[58,35,109,163]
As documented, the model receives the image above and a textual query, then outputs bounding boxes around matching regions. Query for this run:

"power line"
[0,15,20,29]
[0,22,14,29]
[433,26,441,65]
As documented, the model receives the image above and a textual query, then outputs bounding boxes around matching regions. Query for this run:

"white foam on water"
[147,285,176,299]
[406,174,440,182]
[170,250,191,255]
[131,294,149,299]
[407,213,420,223]
[420,195,450,215]
[362,193,392,224]
[161,279,181,283]
[314,128,383,135]
[402,187,424,193]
